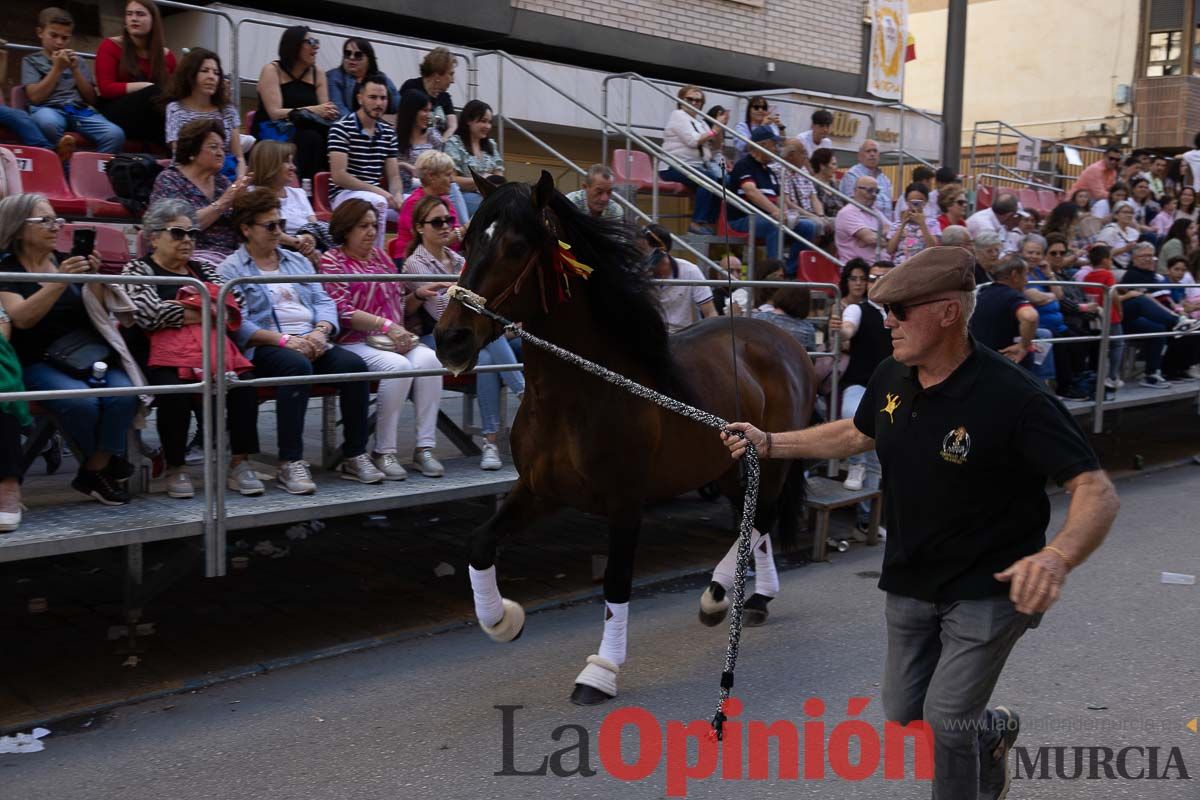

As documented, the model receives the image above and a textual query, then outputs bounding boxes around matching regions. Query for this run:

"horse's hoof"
[570,683,614,706]
[480,598,526,643]
[743,593,773,627]
[699,581,729,627]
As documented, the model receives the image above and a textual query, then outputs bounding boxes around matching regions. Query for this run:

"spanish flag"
[905,32,917,62]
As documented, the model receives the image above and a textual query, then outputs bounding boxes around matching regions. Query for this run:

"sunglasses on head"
[155,226,201,241]
[343,49,365,59]
[884,298,949,321]
[421,216,452,228]
[252,220,287,233]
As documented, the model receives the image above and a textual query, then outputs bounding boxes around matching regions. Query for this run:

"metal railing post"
[496,56,505,158]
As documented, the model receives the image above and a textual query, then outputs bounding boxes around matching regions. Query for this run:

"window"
[1146,30,1183,76]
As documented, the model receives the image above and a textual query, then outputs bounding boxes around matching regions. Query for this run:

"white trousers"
[341,341,442,452]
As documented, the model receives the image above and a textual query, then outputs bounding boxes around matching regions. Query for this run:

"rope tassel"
[448,288,761,741]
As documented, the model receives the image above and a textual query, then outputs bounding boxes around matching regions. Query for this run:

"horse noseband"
[446,284,488,312]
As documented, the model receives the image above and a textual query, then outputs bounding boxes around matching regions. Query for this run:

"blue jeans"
[728,216,818,276]
[1121,295,1174,376]
[659,166,719,224]
[448,182,471,223]
[0,106,53,148]
[29,105,125,154]
[840,383,881,524]
[463,190,484,217]
[420,334,524,436]
[23,362,138,459]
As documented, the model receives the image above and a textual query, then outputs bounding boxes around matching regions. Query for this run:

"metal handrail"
[976,172,1062,195]
[474,53,839,266]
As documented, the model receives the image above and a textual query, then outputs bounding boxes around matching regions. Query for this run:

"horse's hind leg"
[468,483,545,643]
[700,493,782,628]
[571,511,640,705]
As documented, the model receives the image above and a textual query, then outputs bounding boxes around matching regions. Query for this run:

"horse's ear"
[471,168,499,198]
[531,170,556,210]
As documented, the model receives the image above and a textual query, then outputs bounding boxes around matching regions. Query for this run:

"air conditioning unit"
[1114,84,1131,105]
[1083,123,1107,134]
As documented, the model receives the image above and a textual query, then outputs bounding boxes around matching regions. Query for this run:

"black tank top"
[253,63,318,137]
[842,301,893,388]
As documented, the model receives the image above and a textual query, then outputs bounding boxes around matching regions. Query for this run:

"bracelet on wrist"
[1042,545,1072,569]
[380,318,392,331]
[764,431,773,458]
[279,334,290,347]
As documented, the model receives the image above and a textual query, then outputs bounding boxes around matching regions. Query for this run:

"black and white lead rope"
[447,285,757,740]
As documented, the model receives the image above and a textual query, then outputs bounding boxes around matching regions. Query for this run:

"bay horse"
[435,171,815,705]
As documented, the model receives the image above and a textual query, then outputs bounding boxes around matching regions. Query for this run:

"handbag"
[288,108,334,132]
[45,328,113,379]
[365,332,417,355]
[257,119,295,143]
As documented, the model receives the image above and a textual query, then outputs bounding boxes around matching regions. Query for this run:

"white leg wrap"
[479,598,526,642]
[469,565,505,628]
[574,654,619,698]
[752,529,779,598]
[596,602,629,666]
[712,537,740,590]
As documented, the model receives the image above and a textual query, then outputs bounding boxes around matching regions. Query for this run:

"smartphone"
[70,228,96,260]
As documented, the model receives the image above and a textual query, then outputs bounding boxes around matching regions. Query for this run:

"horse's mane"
[467,181,685,395]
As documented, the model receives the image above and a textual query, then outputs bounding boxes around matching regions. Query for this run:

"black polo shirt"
[727,155,778,222]
[853,337,1099,602]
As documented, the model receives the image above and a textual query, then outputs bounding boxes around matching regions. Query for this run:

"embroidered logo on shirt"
[940,426,971,464]
[881,393,902,423]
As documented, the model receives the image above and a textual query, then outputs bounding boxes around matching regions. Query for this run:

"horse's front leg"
[468,483,546,642]
[571,510,640,705]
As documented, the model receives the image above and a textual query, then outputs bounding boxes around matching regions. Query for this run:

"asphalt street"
[3,465,1198,799]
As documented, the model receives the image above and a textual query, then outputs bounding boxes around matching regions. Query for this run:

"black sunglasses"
[884,298,950,321]
[685,97,704,106]
[155,226,201,241]
[750,104,768,110]
[421,216,452,228]
[343,50,365,60]
[1046,249,1068,256]
[252,220,287,233]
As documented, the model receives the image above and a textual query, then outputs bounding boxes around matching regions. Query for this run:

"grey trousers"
[882,592,1032,798]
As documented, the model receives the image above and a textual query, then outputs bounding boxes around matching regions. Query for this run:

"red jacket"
[148,284,252,378]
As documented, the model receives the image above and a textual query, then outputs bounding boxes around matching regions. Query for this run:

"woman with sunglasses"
[936,185,968,230]
[252,26,339,179]
[320,198,444,479]
[0,194,138,506]
[327,37,399,119]
[122,198,263,499]
[734,95,783,161]
[402,195,524,471]
[659,84,721,236]
[164,48,250,181]
[149,118,253,266]
[218,189,383,494]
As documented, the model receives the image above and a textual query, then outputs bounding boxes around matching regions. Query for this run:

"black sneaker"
[72,469,131,506]
[102,455,135,482]
[979,706,1020,800]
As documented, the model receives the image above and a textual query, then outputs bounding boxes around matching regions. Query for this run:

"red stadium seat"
[1036,189,1059,214]
[1,145,88,215]
[1018,188,1040,214]
[974,183,993,210]
[798,251,841,287]
[55,223,131,274]
[312,171,332,221]
[611,149,687,194]
[68,152,133,218]
[715,202,748,240]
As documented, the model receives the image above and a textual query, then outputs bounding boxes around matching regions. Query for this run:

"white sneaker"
[227,460,265,496]
[843,464,866,491]
[166,469,194,499]
[0,509,21,533]
[412,448,445,478]
[480,442,502,471]
[277,460,317,494]
[372,452,408,481]
[339,453,385,484]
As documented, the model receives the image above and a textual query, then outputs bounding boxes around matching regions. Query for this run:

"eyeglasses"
[685,97,704,106]
[884,298,950,321]
[421,216,453,228]
[304,37,320,47]
[251,220,287,233]
[154,226,201,241]
[1046,249,1068,256]
[954,199,968,206]
[867,274,880,282]
[25,216,65,229]
[343,50,365,60]
[860,187,879,195]
[750,104,768,111]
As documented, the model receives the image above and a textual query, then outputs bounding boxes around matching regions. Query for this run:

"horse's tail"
[775,459,808,553]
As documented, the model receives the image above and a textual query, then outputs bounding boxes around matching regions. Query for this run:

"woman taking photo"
[164,48,250,180]
[123,198,263,499]
[252,26,340,179]
[404,195,525,471]
[659,84,720,235]
[443,100,504,217]
[319,198,445,480]
[249,140,328,264]
[886,183,940,265]
[95,0,176,148]
[218,190,383,494]
[149,119,253,265]
[733,95,784,160]
[0,194,139,505]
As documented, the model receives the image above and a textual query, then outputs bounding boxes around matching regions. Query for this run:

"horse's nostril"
[436,326,471,353]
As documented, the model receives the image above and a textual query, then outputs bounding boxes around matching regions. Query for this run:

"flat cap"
[869,246,976,304]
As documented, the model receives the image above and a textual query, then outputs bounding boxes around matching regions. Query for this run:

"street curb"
[5,459,1194,735]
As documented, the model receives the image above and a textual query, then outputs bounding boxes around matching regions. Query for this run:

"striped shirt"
[165,101,240,148]
[327,113,399,201]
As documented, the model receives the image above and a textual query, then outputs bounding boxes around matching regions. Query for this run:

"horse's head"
[436,170,562,374]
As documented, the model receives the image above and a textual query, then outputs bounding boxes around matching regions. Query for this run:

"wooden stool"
[805,475,882,561]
